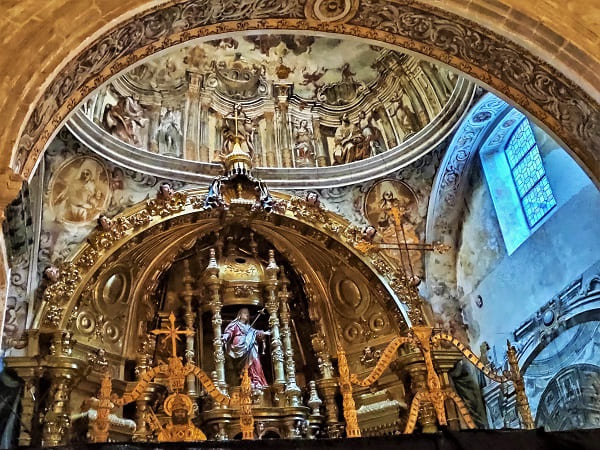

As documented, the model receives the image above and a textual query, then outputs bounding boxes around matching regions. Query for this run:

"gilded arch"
[35,189,420,358]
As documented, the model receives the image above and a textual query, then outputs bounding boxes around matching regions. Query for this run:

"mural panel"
[82,33,456,169]
[49,157,111,224]
[364,179,422,279]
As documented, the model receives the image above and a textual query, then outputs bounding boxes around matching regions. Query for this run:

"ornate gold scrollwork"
[40,189,423,339]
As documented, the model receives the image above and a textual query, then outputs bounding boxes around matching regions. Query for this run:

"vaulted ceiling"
[1,0,599,198]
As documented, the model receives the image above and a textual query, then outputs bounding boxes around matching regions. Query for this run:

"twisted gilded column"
[264,250,286,392]
[205,249,227,394]
[278,271,301,406]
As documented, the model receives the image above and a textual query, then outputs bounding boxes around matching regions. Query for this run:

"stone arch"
[535,363,600,430]
[425,93,513,324]
[518,294,600,371]
[5,0,599,192]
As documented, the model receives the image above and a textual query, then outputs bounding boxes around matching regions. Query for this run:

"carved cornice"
[511,261,600,370]
[12,0,600,191]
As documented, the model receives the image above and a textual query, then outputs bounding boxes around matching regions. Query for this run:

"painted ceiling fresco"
[83,33,457,169]
[127,35,384,99]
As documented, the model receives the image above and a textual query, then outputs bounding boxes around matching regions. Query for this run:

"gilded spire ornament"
[337,346,361,438]
[507,341,535,430]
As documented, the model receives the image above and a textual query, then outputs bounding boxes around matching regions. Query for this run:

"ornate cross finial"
[151,312,194,359]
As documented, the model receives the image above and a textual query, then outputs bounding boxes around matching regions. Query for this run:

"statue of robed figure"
[222,308,270,388]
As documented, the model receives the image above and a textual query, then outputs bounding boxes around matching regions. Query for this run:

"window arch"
[480,111,556,254]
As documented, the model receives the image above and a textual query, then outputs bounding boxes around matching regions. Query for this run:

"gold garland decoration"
[337,347,361,438]
[350,337,412,387]
[343,328,533,434]
[431,333,508,383]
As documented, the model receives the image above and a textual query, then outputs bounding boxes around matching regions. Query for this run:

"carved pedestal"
[5,357,43,447]
[396,349,463,433]
[41,357,84,447]
[318,378,343,438]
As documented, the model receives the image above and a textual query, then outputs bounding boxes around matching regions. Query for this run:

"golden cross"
[150,312,194,359]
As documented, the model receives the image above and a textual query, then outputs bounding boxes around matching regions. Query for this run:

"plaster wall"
[458,133,600,357]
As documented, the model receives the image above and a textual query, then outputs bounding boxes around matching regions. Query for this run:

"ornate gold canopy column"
[182,260,197,398]
[264,250,286,399]
[278,270,301,406]
[204,249,227,395]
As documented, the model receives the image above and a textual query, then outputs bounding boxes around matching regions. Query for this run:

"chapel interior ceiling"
[77,33,459,176]
[2,2,600,445]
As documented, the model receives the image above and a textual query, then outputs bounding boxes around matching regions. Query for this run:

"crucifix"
[225,104,246,141]
[151,312,194,359]
[380,205,449,283]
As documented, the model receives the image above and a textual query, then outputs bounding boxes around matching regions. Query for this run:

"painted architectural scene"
[82,35,456,168]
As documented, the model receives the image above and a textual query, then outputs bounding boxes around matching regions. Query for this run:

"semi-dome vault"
[69,32,471,188]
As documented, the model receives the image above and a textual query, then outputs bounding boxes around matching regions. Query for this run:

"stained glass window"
[504,118,556,228]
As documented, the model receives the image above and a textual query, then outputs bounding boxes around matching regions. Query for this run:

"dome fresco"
[78,33,459,175]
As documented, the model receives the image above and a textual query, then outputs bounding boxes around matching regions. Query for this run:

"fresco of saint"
[365,179,422,278]
[50,157,110,224]
[222,308,270,388]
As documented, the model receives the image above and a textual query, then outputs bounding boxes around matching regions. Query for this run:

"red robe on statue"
[222,319,268,388]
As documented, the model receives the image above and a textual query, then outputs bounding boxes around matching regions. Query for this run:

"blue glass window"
[504,119,556,228]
